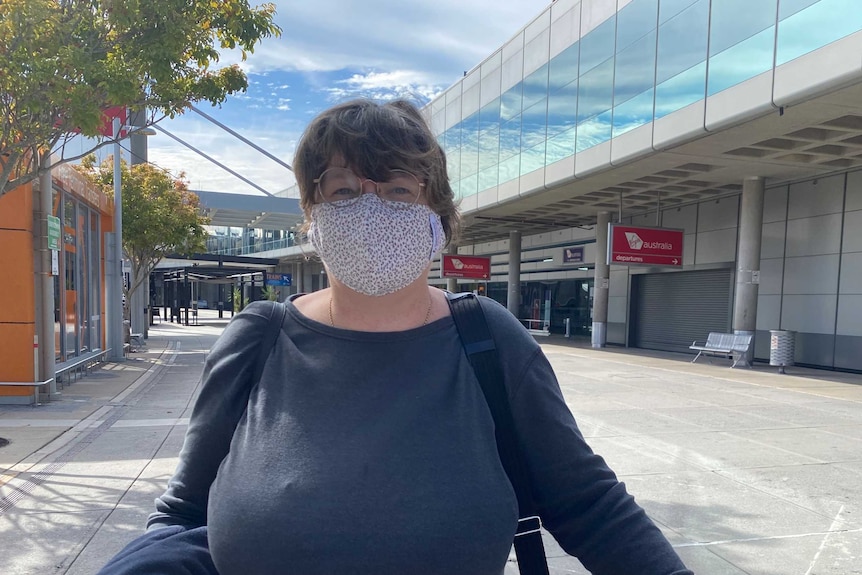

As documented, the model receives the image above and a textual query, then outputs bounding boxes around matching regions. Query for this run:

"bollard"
[565,317,571,338]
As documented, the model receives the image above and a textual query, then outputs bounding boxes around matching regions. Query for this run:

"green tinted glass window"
[777,0,862,65]
[614,30,656,106]
[655,61,705,120]
[659,0,699,23]
[478,126,500,171]
[617,0,658,50]
[549,42,579,92]
[548,80,578,138]
[707,28,774,95]
[501,82,523,121]
[523,64,549,111]
[656,0,708,85]
[709,0,776,56]
[460,113,479,178]
[499,116,522,161]
[577,58,613,124]
[546,127,576,164]
[521,99,548,153]
[580,18,616,74]
[577,58,614,151]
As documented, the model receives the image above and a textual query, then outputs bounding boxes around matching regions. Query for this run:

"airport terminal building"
[263,0,862,371]
[402,0,862,371]
[113,0,862,374]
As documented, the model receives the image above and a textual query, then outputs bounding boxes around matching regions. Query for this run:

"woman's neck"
[295,277,446,332]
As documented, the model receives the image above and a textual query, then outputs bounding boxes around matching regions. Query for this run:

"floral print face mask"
[309,193,445,296]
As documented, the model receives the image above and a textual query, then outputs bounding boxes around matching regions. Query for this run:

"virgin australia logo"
[625,232,673,251]
[625,232,644,250]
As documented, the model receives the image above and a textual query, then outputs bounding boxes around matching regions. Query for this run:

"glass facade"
[440,0,862,198]
[206,226,299,256]
[55,191,102,361]
[485,278,594,335]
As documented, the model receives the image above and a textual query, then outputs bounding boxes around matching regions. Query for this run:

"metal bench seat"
[55,348,110,386]
[690,332,753,368]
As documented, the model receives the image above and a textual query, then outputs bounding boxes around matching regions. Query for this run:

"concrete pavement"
[1,313,860,574]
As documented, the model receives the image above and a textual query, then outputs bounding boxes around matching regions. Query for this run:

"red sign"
[441,254,491,279]
[608,224,684,267]
[97,106,128,137]
[55,106,127,137]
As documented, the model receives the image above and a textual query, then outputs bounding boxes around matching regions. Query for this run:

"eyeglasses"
[313,167,424,208]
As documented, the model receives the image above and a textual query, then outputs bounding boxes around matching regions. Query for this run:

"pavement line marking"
[110,341,180,405]
[803,505,846,575]
[0,419,82,427]
[675,524,862,548]
[110,417,190,428]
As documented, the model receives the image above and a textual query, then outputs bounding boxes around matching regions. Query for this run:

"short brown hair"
[293,99,460,244]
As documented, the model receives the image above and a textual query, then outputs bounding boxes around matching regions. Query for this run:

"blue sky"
[128,0,551,196]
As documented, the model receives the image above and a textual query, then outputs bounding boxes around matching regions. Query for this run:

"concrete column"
[130,110,148,338]
[592,211,610,348]
[320,268,328,290]
[507,231,521,317]
[733,176,765,365]
[446,244,458,293]
[295,261,304,293]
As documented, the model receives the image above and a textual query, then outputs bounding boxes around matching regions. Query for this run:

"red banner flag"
[97,106,128,137]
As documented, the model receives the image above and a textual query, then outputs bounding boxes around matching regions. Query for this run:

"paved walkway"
[1,315,860,575]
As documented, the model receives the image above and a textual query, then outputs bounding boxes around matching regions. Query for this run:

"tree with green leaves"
[78,155,209,312]
[0,0,280,198]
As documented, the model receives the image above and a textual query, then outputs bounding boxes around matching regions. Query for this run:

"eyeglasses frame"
[313,167,426,209]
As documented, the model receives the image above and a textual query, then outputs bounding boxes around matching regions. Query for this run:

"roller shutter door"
[632,269,732,353]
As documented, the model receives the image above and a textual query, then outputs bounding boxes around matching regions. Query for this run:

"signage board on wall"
[46,215,61,251]
[608,224,684,267]
[562,246,584,264]
[265,274,292,286]
[441,255,491,279]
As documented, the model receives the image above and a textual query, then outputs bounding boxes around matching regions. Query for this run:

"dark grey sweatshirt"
[148,296,693,575]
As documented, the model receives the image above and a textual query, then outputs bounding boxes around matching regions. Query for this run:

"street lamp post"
[106,117,125,361]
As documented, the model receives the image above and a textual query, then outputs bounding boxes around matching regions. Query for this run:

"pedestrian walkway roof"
[157,253,279,283]
[193,190,304,230]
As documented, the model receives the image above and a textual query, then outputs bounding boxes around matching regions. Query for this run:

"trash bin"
[769,330,795,374]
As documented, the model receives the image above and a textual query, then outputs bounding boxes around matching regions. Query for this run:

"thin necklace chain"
[329,294,433,328]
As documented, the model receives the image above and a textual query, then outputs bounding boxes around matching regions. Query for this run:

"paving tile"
[699,530,862,575]
[730,427,862,464]
[620,470,833,544]
[631,430,822,471]
[0,509,111,575]
[716,464,862,528]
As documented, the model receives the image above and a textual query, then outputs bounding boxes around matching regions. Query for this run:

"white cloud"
[145,0,553,197]
[230,0,551,83]
[324,70,443,103]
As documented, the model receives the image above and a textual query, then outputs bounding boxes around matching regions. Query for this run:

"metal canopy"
[157,253,279,283]
[193,190,304,231]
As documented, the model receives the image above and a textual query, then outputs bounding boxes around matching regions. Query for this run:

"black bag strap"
[446,292,550,575]
[251,302,287,385]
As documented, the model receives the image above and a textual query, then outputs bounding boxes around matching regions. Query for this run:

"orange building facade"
[0,163,113,404]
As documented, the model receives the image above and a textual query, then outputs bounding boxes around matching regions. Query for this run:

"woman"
[101,99,692,575]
